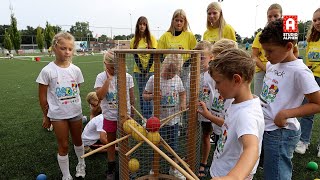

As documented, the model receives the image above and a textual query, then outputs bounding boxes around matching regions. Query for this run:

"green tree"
[113,35,127,40]
[3,30,13,52]
[20,26,36,44]
[69,22,92,41]
[9,14,21,54]
[36,27,45,53]
[235,32,242,43]
[99,34,109,42]
[53,25,62,34]
[298,20,311,41]
[44,21,55,49]
[195,34,202,42]
[0,25,11,44]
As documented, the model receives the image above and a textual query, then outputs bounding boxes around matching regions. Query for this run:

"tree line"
[1,14,312,53]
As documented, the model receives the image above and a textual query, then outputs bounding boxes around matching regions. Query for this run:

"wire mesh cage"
[114,49,202,180]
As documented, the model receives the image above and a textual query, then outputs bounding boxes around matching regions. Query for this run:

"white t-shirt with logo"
[81,114,105,146]
[198,71,233,135]
[94,72,134,121]
[261,59,320,131]
[210,97,265,177]
[36,62,84,119]
[145,75,185,125]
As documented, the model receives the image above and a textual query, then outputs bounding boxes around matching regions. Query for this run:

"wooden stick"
[125,141,144,156]
[160,138,199,180]
[128,124,195,180]
[131,105,147,123]
[160,108,189,128]
[81,134,131,158]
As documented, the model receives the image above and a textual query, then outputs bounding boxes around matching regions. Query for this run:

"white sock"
[74,144,85,165]
[57,154,71,178]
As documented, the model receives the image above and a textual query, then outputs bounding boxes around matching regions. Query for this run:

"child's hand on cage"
[197,101,210,118]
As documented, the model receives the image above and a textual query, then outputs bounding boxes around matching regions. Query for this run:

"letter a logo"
[283,15,298,33]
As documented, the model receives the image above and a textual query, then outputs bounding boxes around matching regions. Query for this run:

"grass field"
[0,49,320,180]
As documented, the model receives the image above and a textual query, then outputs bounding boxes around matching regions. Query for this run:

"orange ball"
[147,131,161,145]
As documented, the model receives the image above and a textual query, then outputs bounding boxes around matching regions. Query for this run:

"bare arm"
[96,71,112,100]
[129,87,135,116]
[274,91,320,127]
[197,101,224,127]
[39,84,50,128]
[179,91,186,110]
[212,135,259,180]
[100,131,108,144]
[252,48,266,72]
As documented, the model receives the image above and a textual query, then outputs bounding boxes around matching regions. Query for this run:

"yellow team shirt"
[306,39,320,78]
[130,35,158,73]
[157,31,197,61]
[252,31,268,73]
[203,24,236,43]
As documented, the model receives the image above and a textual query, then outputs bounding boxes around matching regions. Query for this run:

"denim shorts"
[263,128,301,180]
[50,114,83,122]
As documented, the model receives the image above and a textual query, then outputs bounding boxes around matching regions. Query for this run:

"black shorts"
[201,121,213,135]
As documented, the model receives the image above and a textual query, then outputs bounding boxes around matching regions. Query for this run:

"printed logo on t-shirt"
[199,85,210,102]
[106,92,118,108]
[160,86,179,107]
[207,36,218,44]
[211,95,225,113]
[56,81,79,104]
[308,47,320,62]
[260,82,279,103]
[168,42,184,50]
[216,128,228,154]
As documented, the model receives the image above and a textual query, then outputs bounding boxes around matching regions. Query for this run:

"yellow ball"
[123,119,138,134]
[131,125,147,141]
[147,131,161,145]
[128,158,140,172]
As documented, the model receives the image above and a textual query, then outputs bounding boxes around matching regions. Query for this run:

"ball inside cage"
[114,49,202,180]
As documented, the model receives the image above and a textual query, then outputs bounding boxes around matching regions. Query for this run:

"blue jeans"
[134,72,153,119]
[263,128,301,180]
[299,76,320,144]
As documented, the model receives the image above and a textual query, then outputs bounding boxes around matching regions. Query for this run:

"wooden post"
[152,53,161,176]
[186,53,200,171]
[117,53,129,180]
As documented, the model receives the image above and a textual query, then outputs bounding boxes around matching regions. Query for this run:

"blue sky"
[1,0,319,39]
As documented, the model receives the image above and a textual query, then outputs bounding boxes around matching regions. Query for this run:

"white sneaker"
[149,169,154,175]
[47,124,53,131]
[295,141,308,154]
[62,175,73,180]
[169,167,186,180]
[317,145,320,157]
[75,163,86,178]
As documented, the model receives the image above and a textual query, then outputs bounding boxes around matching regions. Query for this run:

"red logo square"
[283,15,298,33]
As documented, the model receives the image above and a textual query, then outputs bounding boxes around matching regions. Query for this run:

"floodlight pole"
[129,13,132,36]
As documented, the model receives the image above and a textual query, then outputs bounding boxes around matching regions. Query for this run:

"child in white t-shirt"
[198,48,265,180]
[36,32,86,179]
[258,19,320,180]
[94,50,135,179]
[196,39,238,178]
[81,114,108,153]
[143,54,186,179]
